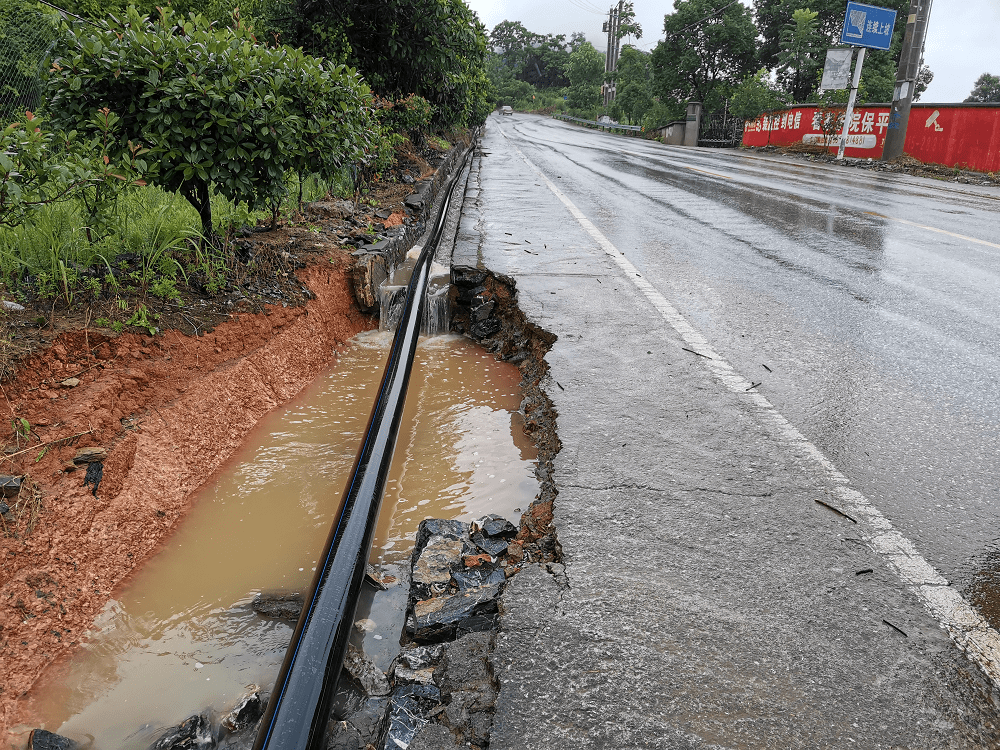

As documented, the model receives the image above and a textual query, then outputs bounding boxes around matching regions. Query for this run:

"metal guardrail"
[553,113,642,133]
[252,145,473,750]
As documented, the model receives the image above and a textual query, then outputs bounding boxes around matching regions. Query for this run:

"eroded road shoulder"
[466,115,1000,749]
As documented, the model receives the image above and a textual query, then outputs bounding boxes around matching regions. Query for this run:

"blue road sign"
[840,2,897,50]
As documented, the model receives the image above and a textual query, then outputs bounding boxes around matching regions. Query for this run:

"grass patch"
[0,170,348,312]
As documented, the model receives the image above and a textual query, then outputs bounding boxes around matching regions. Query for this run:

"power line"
[565,0,606,16]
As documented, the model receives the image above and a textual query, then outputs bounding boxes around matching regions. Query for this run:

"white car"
[500,106,513,116]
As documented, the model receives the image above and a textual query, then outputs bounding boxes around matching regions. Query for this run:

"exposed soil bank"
[0,256,373,734]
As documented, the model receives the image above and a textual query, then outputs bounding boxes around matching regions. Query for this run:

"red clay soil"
[0,256,374,735]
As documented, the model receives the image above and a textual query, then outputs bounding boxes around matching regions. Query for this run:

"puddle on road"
[23,332,537,749]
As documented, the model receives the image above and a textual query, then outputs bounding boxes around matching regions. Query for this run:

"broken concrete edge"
[452,268,562,567]
[352,249,565,749]
[349,128,482,315]
[258,259,563,749]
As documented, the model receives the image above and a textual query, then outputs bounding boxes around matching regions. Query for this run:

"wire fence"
[0,0,84,123]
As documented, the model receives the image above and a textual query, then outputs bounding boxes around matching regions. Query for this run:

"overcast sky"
[464,0,997,103]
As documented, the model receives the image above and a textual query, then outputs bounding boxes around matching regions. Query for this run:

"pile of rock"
[329,515,518,750]
[405,516,515,643]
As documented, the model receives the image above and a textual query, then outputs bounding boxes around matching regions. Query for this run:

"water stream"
[23,332,537,749]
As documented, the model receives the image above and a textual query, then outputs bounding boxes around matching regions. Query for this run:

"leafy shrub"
[0,113,95,230]
[45,5,378,236]
[729,69,790,122]
[273,0,492,128]
[374,94,433,142]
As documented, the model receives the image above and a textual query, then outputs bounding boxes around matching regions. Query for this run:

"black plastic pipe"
[252,147,471,750]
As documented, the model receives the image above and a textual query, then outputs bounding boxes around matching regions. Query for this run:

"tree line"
[487,0,970,128]
[0,0,491,317]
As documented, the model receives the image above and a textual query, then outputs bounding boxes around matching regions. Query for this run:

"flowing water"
[23,332,537,749]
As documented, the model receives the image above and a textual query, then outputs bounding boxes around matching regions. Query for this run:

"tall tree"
[489,23,571,89]
[271,0,492,127]
[566,41,604,111]
[650,0,758,111]
[610,45,652,124]
[913,64,933,101]
[777,8,823,102]
[965,73,1000,103]
[616,1,642,43]
[755,0,909,102]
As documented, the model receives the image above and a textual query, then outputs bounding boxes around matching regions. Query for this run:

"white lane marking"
[503,133,1000,688]
[865,211,1000,252]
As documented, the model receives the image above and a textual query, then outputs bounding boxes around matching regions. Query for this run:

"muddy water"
[24,332,536,749]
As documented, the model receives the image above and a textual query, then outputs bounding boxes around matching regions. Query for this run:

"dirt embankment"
[0,256,374,733]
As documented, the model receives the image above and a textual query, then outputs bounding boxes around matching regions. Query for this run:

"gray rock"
[469,318,501,339]
[438,632,495,695]
[472,515,517,539]
[345,697,390,747]
[0,474,19,498]
[393,665,436,686]
[413,536,466,590]
[402,174,415,184]
[306,200,354,219]
[149,714,213,750]
[404,194,424,210]
[361,239,391,253]
[408,585,500,643]
[221,690,266,733]
[326,721,364,750]
[383,684,441,750]
[1,300,25,312]
[452,567,505,591]
[470,298,495,324]
[412,520,469,561]
[343,643,391,697]
[365,564,397,590]
[398,644,445,670]
[468,531,508,558]
[0,501,9,515]
[73,447,107,464]
[452,267,488,288]
[351,253,388,312]
[27,729,76,750]
[251,593,303,621]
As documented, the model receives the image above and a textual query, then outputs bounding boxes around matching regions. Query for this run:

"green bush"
[45,5,378,236]
[272,0,492,129]
[374,94,433,142]
[0,112,96,230]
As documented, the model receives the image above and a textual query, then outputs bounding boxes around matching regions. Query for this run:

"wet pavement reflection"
[24,332,536,749]
[499,115,1000,622]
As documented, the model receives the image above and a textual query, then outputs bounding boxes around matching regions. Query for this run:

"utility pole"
[837,48,865,159]
[882,0,932,160]
[602,1,624,106]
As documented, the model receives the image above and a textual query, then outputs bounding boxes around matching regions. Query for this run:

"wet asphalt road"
[488,114,1000,619]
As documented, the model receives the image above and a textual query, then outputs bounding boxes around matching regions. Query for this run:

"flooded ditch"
[20,330,539,749]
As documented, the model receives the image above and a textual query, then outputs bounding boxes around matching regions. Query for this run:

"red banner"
[742,104,1000,173]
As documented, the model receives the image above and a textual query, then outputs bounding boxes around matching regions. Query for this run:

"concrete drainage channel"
[315,135,564,750]
[24,137,562,750]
